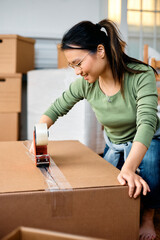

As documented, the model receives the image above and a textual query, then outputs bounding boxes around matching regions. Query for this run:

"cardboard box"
[0,73,22,112]
[0,112,19,141]
[57,44,68,69]
[0,141,140,240]
[0,35,35,73]
[2,226,102,240]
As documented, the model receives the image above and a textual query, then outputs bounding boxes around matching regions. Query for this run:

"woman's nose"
[74,67,82,75]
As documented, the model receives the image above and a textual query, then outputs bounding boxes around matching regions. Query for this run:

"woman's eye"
[76,62,81,67]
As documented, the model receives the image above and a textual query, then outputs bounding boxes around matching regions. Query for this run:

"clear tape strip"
[23,141,72,191]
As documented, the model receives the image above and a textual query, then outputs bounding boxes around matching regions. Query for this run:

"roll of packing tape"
[34,123,48,146]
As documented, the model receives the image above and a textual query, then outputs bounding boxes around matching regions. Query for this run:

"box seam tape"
[22,141,72,191]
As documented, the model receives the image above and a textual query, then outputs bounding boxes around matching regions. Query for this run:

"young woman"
[35,19,160,240]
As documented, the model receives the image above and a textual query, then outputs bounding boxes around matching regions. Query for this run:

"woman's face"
[64,45,108,84]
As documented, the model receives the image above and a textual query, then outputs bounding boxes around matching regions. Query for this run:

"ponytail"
[97,19,126,93]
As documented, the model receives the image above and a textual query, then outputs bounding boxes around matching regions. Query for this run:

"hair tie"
[96,23,108,36]
[95,23,101,30]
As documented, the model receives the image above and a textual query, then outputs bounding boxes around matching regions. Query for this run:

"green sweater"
[44,63,160,148]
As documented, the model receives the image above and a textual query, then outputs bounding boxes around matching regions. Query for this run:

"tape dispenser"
[33,123,50,167]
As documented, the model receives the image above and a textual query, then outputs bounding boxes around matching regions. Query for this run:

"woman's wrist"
[121,158,139,173]
[39,115,54,128]
[122,141,148,173]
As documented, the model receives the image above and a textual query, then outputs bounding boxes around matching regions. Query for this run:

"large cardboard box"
[0,73,22,112]
[0,113,19,141]
[57,44,68,69]
[0,141,140,240]
[0,35,35,73]
[2,227,102,240]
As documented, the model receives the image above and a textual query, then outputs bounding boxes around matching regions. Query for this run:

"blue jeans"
[103,137,160,209]
[139,138,160,208]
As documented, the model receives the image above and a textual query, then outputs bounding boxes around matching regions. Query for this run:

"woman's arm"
[117,141,150,198]
[119,68,158,199]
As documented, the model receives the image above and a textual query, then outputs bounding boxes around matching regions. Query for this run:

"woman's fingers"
[117,174,126,185]
[140,178,151,195]
[127,178,135,198]
[118,172,136,197]
[132,177,150,198]
[133,179,142,198]
[117,171,150,199]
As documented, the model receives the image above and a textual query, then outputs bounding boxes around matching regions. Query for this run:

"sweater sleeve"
[43,77,86,122]
[133,68,158,148]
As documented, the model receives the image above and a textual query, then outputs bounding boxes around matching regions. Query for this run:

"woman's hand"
[117,141,151,198]
[29,115,53,155]
[117,167,150,199]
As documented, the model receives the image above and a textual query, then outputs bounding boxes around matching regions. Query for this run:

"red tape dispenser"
[33,123,50,167]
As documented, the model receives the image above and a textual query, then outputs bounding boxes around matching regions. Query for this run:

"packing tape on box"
[23,141,72,191]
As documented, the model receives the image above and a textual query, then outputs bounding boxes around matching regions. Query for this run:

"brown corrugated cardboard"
[57,44,68,69]
[2,226,103,240]
[0,73,22,112]
[0,141,140,240]
[0,113,19,141]
[0,35,35,73]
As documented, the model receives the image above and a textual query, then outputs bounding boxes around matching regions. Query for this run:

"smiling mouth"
[82,74,88,79]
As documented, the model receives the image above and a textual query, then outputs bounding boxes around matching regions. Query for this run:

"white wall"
[0,0,107,38]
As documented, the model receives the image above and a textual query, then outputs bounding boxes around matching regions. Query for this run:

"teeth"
[82,74,88,78]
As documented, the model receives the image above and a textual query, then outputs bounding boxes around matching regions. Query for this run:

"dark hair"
[61,19,156,96]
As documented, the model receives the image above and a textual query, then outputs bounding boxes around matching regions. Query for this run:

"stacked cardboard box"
[57,44,68,68]
[0,35,35,140]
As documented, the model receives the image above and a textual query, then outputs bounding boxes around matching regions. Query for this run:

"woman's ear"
[97,44,105,58]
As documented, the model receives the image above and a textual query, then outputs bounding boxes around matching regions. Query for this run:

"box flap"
[0,141,48,193]
[0,141,121,193]
[2,226,104,240]
[49,141,120,189]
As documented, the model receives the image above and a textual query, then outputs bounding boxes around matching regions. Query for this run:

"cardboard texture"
[0,73,22,112]
[2,227,103,240]
[0,35,35,73]
[57,44,68,69]
[0,113,19,141]
[0,141,140,240]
